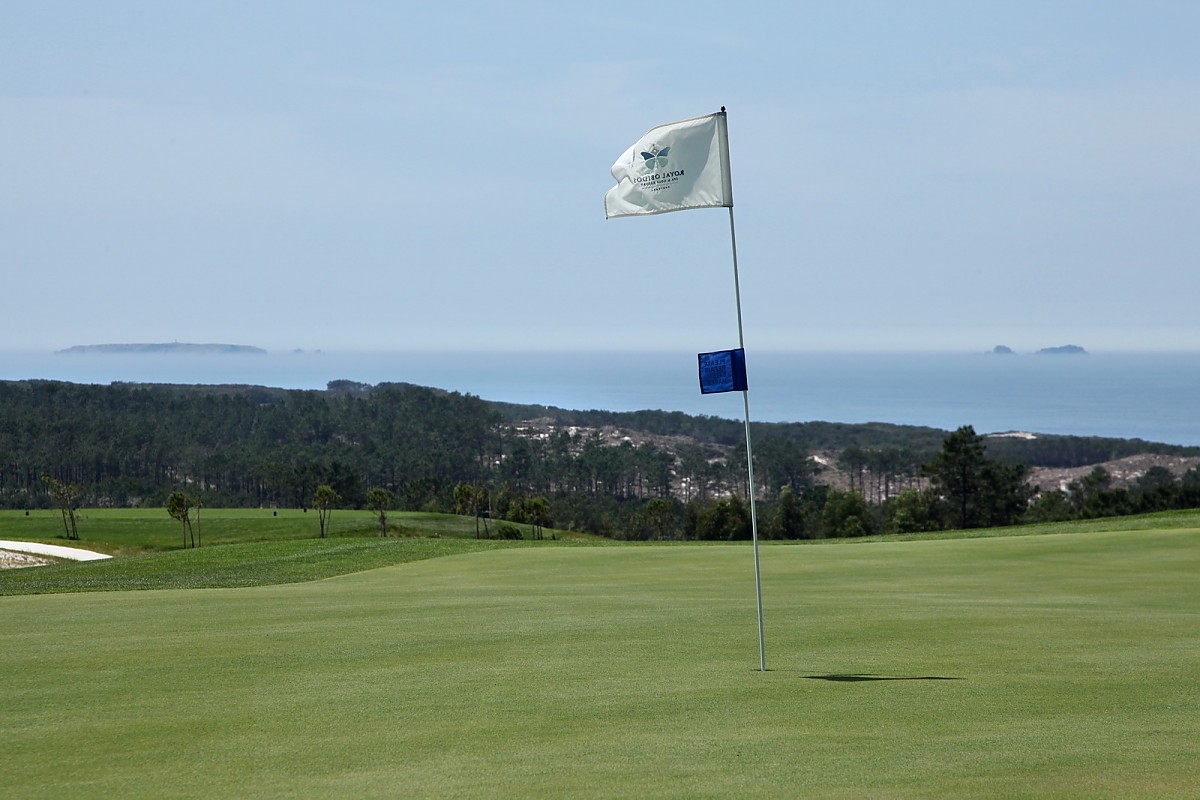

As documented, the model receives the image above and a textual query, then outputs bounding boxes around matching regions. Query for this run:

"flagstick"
[603,107,764,670]
[727,205,766,672]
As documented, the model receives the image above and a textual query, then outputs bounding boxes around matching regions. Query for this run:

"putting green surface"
[3,529,1198,798]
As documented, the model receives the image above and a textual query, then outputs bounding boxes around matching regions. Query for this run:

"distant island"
[986,344,1090,356]
[56,343,267,355]
[1036,345,1088,356]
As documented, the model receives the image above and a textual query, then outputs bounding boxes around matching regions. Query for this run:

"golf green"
[3,529,1197,798]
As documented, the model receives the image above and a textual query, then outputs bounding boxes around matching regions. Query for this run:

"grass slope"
[0,508,598,594]
[3,519,1199,798]
[0,507,550,555]
[0,537,527,594]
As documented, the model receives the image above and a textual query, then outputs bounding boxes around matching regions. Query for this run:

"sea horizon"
[3,348,1199,447]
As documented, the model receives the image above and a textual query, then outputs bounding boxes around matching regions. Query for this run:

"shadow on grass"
[801,674,963,682]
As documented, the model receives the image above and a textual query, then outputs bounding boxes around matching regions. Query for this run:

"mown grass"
[850,506,1200,542]
[2,515,1198,798]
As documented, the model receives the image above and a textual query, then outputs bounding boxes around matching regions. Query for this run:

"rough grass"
[0,508,598,594]
[2,516,1198,798]
[0,537,527,594]
[1,507,571,556]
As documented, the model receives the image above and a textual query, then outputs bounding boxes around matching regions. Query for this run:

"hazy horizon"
[13,342,1200,357]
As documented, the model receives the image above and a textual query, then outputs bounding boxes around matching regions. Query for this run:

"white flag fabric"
[604,112,733,219]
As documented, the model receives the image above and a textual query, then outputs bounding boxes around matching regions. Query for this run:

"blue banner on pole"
[698,348,748,394]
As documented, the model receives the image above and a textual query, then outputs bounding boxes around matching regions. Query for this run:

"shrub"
[496,524,523,540]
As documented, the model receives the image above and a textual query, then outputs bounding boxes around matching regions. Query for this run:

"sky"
[3,1,1198,354]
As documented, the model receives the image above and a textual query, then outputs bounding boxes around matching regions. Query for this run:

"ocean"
[2,349,1198,447]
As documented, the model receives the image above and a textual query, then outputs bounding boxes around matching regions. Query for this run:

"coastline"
[4,349,1200,446]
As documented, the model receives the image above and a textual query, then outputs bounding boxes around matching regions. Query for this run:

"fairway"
[3,528,1198,798]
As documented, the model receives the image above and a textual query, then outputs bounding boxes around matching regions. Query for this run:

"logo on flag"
[640,145,670,171]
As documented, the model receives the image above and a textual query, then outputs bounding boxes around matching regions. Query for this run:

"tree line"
[3,380,1197,541]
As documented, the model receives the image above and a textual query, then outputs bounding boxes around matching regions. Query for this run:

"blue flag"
[698,348,748,394]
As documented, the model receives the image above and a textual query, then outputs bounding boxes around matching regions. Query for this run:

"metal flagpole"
[605,105,764,670]
[726,203,766,672]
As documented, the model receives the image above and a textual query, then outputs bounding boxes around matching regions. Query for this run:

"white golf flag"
[604,111,733,219]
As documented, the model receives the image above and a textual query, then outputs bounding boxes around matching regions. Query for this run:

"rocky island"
[56,343,267,355]
[1036,345,1088,355]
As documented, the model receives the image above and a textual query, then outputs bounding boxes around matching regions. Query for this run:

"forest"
[3,379,1199,539]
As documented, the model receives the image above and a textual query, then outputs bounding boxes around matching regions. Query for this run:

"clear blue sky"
[3,1,1197,353]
